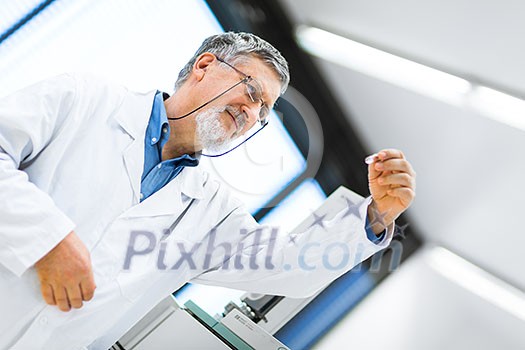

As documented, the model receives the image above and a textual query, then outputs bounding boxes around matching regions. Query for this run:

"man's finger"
[54,286,71,312]
[378,149,405,161]
[375,159,415,176]
[368,161,382,180]
[80,278,96,301]
[40,283,56,306]
[67,284,84,309]
[378,173,414,188]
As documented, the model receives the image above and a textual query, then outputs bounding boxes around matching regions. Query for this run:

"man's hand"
[367,149,416,233]
[34,231,96,312]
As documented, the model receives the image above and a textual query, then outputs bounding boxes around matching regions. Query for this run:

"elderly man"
[0,32,415,349]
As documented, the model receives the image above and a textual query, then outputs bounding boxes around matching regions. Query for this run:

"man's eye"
[246,84,258,100]
[260,105,270,120]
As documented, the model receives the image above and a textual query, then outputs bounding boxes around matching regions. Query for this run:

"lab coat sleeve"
[0,74,77,277]
[191,192,394,298]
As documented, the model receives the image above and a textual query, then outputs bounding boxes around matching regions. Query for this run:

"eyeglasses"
[216,56,270,127]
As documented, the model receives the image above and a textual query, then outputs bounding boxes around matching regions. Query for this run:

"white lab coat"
[0,73,393,349]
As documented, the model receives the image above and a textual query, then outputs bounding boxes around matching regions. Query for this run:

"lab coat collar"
[114,90,157,140]
[178,166,206,200]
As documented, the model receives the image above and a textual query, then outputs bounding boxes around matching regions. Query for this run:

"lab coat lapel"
[114,90,157,203]
[121,159,206,219]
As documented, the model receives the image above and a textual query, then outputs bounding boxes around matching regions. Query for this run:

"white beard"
[195,106,246,153]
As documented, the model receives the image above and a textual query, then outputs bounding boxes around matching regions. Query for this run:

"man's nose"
[240,105,259,129]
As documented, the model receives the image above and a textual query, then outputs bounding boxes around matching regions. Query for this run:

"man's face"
[192,55,282,152]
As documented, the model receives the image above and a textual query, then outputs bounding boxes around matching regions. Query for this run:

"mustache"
[224,106,247,133]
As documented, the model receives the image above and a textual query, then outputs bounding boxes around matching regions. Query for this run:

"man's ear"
[192,53,216,82]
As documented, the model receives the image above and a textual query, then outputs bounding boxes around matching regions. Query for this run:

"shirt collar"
[149,91,170,146]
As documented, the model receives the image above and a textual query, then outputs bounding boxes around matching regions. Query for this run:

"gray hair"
[175,32,289,95]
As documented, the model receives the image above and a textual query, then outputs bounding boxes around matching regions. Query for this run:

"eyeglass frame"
[215,56,270,127]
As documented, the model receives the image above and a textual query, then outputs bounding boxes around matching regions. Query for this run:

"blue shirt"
[140,91,199,202]
[366,217,386,244]
[140,92,385,242]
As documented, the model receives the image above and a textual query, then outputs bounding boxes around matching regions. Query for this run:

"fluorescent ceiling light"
[296,26,471,106]
[469,86,525,131]
[426,246,525,321]
[296,25,525,132]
